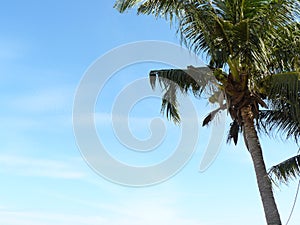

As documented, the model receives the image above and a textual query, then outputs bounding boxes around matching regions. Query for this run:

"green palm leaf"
[114,0,187,19]
[269,154,300,184]
[258,72,300,142]
[268,23,300,72]
[149,66,217,123]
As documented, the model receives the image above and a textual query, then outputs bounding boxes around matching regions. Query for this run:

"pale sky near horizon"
[0,1,299,225]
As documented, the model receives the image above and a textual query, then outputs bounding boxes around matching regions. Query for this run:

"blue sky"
[0,1,299,225]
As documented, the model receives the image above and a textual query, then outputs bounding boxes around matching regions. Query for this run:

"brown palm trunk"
[241,106,282,225]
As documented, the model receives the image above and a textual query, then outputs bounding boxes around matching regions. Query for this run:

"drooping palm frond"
[160,84,181,123]
[150,66,214,94]
[259,110,300,142]
[268,72,300,117]
[227,120,241,145]
[258,72,300,142]
[202,103,227,126]
[149,66,217,123]
[269,154,300,184]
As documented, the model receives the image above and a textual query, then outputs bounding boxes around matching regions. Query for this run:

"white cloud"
[0,154,86,179]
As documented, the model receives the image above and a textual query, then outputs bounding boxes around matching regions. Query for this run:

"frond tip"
[202,105,226,127]
[269,155,300,185]
[114,0,142,13]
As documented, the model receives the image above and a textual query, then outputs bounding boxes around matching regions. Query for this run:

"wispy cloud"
[94,112,162,124]
[1,85,74,133]
[39,181,209,225]
[10,86,73,113]
[0,193,207,225]
[75,112,171,130]
[84,112,180,128]
[0,154,86,179]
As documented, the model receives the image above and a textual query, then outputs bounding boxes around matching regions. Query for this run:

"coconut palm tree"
[114,1,300,224]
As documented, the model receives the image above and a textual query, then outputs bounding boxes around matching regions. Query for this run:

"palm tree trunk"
[241,106,282,225]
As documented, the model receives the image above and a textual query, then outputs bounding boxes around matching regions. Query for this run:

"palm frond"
[202,104,226,126]
[114,0,142,12]
[257,72,300,141]
[268,22,300,73]
[149,66,217,123]
[227,120,241,145]
[179,2,232,67]
[258,110,300,142]
[268,72,300,110]
[161,84,181,123]
[150,66,215,96]
[114,0,188,20]
[269,155,300,184]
